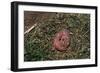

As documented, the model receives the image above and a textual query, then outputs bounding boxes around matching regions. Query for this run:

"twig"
[82,30,89,37]
[24,23,37,35]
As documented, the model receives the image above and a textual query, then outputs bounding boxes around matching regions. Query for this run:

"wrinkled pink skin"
[52,29,70,51]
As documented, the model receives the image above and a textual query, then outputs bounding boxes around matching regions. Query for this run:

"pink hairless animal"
[52,29,70,51]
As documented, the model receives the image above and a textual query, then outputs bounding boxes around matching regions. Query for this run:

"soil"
[24,11,56,32]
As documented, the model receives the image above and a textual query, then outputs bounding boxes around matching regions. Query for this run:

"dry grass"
[24,11,90,61]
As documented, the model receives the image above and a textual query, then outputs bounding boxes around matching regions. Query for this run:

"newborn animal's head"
[52,29,70,51]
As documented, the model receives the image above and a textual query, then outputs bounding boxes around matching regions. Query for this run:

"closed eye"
[59,38,61,41]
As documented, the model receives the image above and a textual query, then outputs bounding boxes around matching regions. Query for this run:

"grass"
[24,11,90,61]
